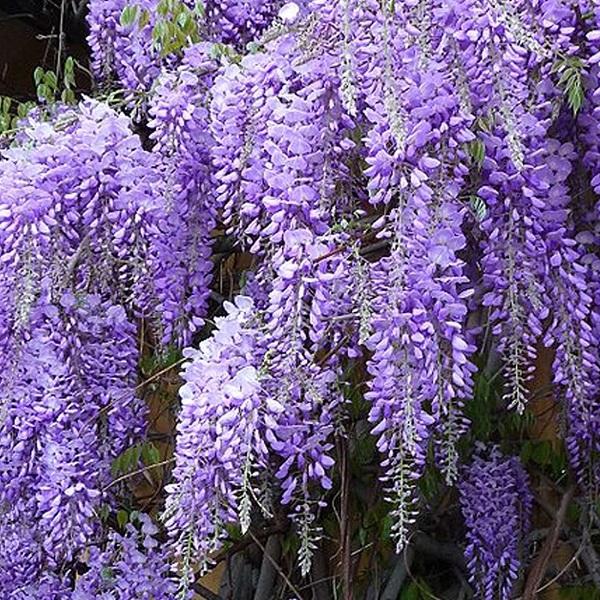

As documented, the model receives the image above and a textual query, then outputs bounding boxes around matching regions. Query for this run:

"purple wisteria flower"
[147,43,219,345]
[460,446,533,600]
[73,513,177,599]
[164,295,267,582]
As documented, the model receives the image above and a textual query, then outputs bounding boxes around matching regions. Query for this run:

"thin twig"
[317,335,350,367]
[191,582,222,600]
[56,0,66,77]
[248,530,303,599]
[103,458,175,491]
[85,357,186,430]
[514,541,584,599]
[66,234,90,279]
[337,435,353,600]
[0,13,35,21]
[522,484,575,600]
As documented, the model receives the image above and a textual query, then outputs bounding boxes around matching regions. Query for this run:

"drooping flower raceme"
[0,100,184,589]
[164,295,267,582]
[205,0,284,47]
[459,446,533,600]
[87,0,284,94]
[165,230,346,580]
[0,291,142,577]
[354,0,477,549]
[210,24,355,253]
[73,514,177,600]
[147,43,218,345]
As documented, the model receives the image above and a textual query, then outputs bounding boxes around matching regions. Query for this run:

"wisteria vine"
[0,0,598,597]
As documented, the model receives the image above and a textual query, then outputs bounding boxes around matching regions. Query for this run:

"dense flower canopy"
[0,0,598,597]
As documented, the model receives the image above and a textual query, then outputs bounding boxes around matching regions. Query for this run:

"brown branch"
[580,531,600,589]
[525,541,584,598]
[253,534,283,600]
[191,582,222,600]
[211,523,289,565]
[317,335,350,367]
[56,0,66,77]
[66,234,90,279]
[249,530,303,599]
[380,546,415,600]
[103,458,175,491]
[337,435,353,600]
[522,484,575,600]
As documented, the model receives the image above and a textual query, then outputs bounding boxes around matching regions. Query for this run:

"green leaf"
[17,101,34,118]
[37,84,49,102]
[224,523,243,541]
[61,89,76,104]
[43,70,57,91]
[64,55,74,74]
[358,526,367,546]
[467,370,496,440]
[157,0,169,16]
[400,581,420,600]
[532,440,552,465]
[177,10,190,28]
[469,194,487,221]
[63,56,75,88]
[380,514,392,541]
[194,1,205,17]
[567,84,583,115]
[117,509,129,528]
[521,440,533,463]
[111,453,123,476]
[141,442,161,466]
[209,43,225,59]
[419,466,442,502]
[152,21,166,44]
[112,443,145,476]
[247,41,261,54]
[554,56,584,116]
[469,138,485,168]
[139,9,151,28]
[33,66,44,86]
[120,5,139,27]
[98,504,111,521]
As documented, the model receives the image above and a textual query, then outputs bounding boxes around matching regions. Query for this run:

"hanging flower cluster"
[0,98,214,594]
[72,513,176,599]
[0,0,598,595]
[0,292,142,592]
[147,43,219,345]
[459,446,533,600]
[205,0,285,47]
[87,0,285,94]
[166,229,349,583]
[163,295,266,580]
